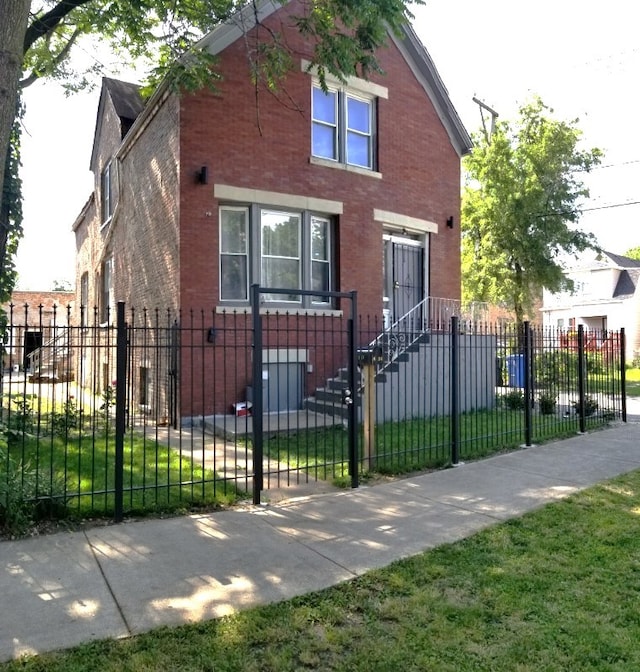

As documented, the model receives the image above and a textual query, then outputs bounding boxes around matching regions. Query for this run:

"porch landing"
[197,411,345,441]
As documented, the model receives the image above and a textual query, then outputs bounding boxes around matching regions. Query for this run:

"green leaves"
[20,0,419,95]
[294,0,417,86]
[462,97,602,327]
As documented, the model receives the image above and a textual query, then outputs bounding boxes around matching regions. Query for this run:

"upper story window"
[312,85,375,170]
[101,160,115,224]
[219,205,334,308]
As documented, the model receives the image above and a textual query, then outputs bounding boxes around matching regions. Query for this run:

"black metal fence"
[0,300,627,528]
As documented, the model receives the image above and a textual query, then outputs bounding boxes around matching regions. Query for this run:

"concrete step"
[303,397,349,419]
[314,387,345,403]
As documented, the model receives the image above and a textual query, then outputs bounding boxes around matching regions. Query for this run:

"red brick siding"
[177,4,461,317]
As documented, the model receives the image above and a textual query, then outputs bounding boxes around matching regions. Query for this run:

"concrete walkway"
[2,421,640,663]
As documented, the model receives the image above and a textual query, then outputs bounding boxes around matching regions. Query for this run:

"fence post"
[523,321,533,447]
[347,291,359,488]
[621,328,627,423]
[577,324,586,433]
[251,284,264,505]
[450,315,460,465]
[114,301,127,523]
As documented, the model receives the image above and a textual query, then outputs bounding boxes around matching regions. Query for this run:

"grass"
[260,406,609,483]
[625,367,640,396]
[3,427,240,522]
[4,467,640,670]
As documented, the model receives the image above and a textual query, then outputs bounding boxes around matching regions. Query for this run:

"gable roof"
[387,23,471,157]
[601,250,640,269]
[613,269,640,299]
[195,0,472,156]
[103,77,145,126]
[90,77,145,171]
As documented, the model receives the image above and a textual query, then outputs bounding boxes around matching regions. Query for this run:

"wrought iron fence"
[0,300,627,529]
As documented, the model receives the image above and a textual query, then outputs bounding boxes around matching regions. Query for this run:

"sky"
[15,0,640,290]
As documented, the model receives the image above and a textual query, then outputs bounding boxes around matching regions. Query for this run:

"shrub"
[572,395,598,417]
[501,390,525,410]
[6,394,36,433]
[538,393,557,415]
[0,425,68,537]
[51,398,79,437]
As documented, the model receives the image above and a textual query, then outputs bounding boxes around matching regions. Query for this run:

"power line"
[580,200,640,213]
[586,159,640,171]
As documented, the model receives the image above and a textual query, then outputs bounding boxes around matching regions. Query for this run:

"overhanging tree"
[461,97,602,330]
[0,0,420,297]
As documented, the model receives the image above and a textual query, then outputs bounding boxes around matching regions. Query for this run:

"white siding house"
[542,250,640,363]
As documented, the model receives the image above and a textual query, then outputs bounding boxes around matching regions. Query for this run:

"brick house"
[2,291,75,374]
[73,0,471,418]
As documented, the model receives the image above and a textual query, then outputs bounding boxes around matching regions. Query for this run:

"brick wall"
[173,3,463,414]
[73,5,465,417]
[177,2,462,318]
[114,93,181,311]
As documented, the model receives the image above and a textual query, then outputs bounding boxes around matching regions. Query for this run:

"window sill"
[216,305,343,318]
[309,157,382,179]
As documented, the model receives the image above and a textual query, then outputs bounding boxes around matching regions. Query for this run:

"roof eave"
[389,23,472,157]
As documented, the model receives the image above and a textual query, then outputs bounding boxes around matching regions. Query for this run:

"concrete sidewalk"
[2,422,640,663]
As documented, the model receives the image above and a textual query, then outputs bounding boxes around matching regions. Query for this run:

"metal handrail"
[27,327,71,374]
[370,298,428,361]
[368,297,489,374]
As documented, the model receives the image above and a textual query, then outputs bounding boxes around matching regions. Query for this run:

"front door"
[383,234,425,327]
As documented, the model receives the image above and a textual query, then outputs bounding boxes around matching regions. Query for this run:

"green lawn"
[625,368,640,396]
[3,428,241,524]
[261,407,609,484]
[4,468,640,670]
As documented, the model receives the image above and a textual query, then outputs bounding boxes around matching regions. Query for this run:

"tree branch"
[20,26,81,88]
[23,0,93,54]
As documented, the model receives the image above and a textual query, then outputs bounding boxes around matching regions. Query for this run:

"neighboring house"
[2,290,75,372]
[542,250,640,362]
[72,0,472,417]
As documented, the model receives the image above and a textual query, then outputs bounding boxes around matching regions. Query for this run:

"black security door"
[384,237,424,324]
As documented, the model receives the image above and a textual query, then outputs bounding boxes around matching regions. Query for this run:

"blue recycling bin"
[505,354,525,387]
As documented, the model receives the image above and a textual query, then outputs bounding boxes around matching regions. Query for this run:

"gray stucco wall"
[373,333,498,422]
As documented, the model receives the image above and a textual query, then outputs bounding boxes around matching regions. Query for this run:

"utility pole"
[472,96,499,144]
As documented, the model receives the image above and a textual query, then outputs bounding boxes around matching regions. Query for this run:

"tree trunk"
[0,0,30,278]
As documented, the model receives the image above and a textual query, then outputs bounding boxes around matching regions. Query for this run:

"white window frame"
[312,83,375,170]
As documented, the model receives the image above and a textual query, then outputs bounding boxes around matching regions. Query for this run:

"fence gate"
[250,285,359,505]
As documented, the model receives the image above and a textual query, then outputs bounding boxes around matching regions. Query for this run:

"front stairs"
[303,331,428,420]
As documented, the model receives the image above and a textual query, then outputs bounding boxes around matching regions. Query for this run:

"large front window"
[261,211,301,302]
[312,85,374,169]
[219,206,334,306]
